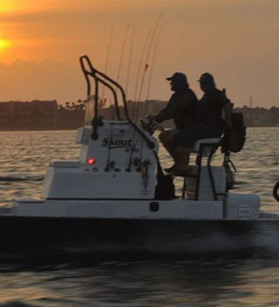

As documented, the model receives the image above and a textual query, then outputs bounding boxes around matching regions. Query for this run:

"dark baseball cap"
[166,72,188,87]
[197,72,215,84]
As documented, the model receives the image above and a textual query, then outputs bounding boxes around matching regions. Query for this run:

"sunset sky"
[0,0,279,107]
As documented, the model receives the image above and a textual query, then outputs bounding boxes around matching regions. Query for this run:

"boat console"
[42,120,158,200]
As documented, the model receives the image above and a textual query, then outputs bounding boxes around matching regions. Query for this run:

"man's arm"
[154,95,175,123]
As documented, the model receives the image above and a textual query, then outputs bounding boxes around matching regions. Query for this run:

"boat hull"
[1,216,278,257]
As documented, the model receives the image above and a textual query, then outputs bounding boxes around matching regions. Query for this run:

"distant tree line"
[0,99,278,131]
[0,100,85,130]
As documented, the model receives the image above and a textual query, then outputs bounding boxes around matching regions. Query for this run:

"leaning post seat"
[192,138,221,155]
[182,138,222,200]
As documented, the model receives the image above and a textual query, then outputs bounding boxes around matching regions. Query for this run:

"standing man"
[148,72,197,172]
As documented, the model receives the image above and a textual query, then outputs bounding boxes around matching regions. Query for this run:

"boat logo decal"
[101,137,136,149]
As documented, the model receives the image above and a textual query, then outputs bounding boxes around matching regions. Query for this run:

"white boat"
[0,55,278,254]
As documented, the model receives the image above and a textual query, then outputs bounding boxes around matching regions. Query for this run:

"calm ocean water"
[0,127,278,306]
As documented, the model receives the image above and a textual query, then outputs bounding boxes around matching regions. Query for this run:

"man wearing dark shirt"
[149,72,197,170]
[155,72,197,130]
[197,73,225,129]
[171,73,225,176]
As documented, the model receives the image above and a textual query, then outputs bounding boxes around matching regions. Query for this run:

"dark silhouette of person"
[148,72,197,172]
[170,72,226,176]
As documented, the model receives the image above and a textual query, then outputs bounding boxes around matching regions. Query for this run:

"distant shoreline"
[0,100,279,130]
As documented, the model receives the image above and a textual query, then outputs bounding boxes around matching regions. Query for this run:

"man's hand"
[145,115,156,122]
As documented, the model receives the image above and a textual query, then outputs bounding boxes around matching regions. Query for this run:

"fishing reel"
[140,115,165,135]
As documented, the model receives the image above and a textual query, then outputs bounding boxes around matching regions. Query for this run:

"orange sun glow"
[0,39,10,50]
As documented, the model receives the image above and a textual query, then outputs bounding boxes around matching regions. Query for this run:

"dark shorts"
[174,124,223,147]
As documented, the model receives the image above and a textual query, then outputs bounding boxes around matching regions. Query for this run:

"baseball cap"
[197,72,215,84]
[166,72,188,87]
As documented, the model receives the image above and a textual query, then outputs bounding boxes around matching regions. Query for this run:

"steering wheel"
[141,116,165,134]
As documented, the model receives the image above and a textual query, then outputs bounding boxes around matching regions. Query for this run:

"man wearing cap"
[148,72,197,172]
[171,72,225,176]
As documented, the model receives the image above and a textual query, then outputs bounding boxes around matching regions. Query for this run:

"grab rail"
[79,55,155,148]
[80,55,122,121]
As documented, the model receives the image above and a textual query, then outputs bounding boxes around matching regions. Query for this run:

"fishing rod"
[127,17,161,171]
[116,24,130,83]
[125,24,135,99]
[103,28,116,171]
[104,98,116,172]
[126,27,154,171]
[132,27,153,121]
[137,14,162,108]
[101,25,114,104]
[136,31,154,106]
[137,15,163,171]
[145,22,163,108]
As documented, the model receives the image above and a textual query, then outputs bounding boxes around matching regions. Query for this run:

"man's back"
[197,88,224,128]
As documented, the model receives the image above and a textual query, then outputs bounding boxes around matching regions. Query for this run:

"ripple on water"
[0,128,278,306]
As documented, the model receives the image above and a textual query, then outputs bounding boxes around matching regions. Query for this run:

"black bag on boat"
[155,161,176,200]
[221,90,246,153]
[222,112,246,153]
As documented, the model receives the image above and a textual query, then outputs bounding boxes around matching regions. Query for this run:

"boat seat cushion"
[192,138,221,153]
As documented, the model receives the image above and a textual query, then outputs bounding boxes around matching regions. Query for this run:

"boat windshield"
[84,94,128,124]
[84,95,95,125]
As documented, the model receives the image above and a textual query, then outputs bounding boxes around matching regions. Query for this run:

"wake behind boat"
[0,55,278,255]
